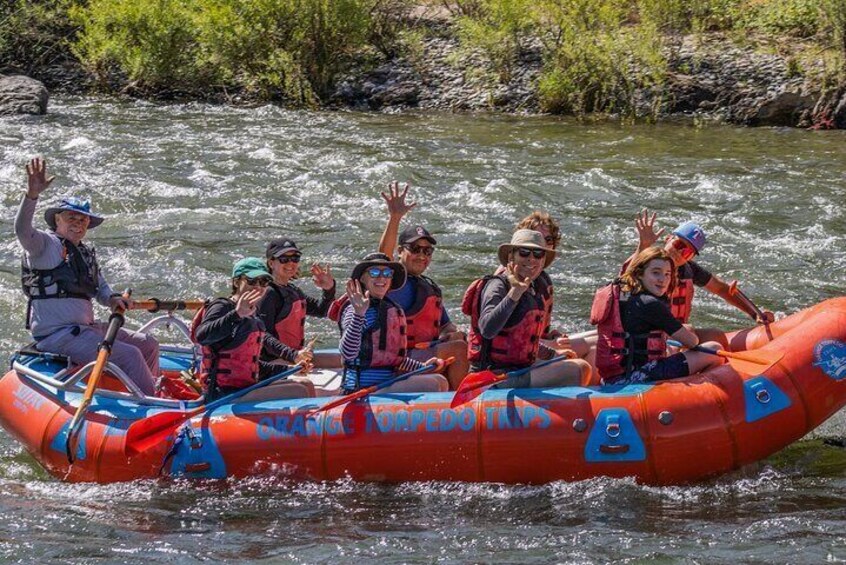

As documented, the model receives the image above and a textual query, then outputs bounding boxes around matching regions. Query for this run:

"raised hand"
[506,263,531,298]
[311,263,335,290]
[235,288,265,318]
[635,208,665,250]
[346,278,370,316]
[380,180,417,219]
[26,157,55,199]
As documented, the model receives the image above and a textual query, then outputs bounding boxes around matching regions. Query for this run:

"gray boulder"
[0,75,49,115]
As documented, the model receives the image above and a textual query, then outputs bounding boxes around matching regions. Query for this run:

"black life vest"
[20,237,100,329]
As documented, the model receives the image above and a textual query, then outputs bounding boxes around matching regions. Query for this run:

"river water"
[0,97,845,562]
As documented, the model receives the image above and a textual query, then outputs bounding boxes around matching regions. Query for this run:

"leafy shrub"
[70,0,392,102]
[0,0,78,73]
[456,0,535,82]
[70,0,201,90]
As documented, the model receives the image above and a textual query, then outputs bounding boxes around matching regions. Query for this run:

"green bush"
[70,0,201,90]
[535,0,667,117]
[738,0,820,37]
[0,0,78,72]
[637,0,740,33]
[456,0,535,82]
[70,0,390,102]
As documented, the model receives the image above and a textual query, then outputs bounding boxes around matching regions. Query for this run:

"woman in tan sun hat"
[461,230,592,388]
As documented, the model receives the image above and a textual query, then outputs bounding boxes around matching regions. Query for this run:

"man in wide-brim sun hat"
[15,157,160,396]
[331,251,448,395]
[461,230,593,389]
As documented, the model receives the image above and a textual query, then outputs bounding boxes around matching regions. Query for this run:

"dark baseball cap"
[266,238,301,259]
[399,225,437,246]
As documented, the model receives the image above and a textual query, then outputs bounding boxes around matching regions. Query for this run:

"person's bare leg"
[695,328,729,349]
[234,380,315,402]
[529,359,593,388]
[381,373,449,393]
[683,341,726,375]
[410,342,469,391]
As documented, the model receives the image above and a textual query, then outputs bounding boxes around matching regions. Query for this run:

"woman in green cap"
[191,257,314,402]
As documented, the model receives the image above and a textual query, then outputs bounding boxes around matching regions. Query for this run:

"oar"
[310,357,454,415]
[130,298,205,312]
[667,339,783,372]
[728,281,768,323]
[454,353,572,396]
[124,364,304,455]
[65,289,131,463]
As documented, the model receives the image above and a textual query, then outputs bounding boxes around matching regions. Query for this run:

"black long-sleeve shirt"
[195,297,298,378]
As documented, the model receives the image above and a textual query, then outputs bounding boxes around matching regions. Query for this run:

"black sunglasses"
[516,248,546,259]
[274,254,301,264]
[403,244,434,257]
[245,277,271,287]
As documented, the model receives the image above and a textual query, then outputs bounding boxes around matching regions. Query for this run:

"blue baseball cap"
[45,196,104,230]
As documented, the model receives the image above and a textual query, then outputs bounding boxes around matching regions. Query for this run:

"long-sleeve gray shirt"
[15,196,114,338]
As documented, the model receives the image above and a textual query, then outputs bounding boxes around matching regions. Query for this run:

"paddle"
[667,339,783,372]
[66,289,131,463]
[728,281,768,323]
[130,298,205,312]
[454,353,572,396]
[310,357,454,415]
[125,364,304,455]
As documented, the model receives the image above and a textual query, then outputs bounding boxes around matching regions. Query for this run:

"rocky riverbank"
[6,18,846,128]
[330,23,846,128]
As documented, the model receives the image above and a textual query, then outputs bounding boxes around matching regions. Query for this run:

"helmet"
[672,221,706,254]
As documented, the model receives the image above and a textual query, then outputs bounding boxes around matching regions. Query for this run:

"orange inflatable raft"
[1,297,845,485]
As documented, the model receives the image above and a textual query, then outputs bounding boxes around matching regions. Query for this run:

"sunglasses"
[516,248,546,259]
[669,237,696,260]
[367,267,394,279]
[274,254,301,264]
[403,244,434,257]
[544,235,556,246]
[245,277,271,287]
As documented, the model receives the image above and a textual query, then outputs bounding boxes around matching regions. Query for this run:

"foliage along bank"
[2,0,846,126]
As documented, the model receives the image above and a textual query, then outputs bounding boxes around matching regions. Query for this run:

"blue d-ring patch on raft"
[813,339,846,381]
[744,376,791,423]
[168,424,227,479]
[584,408,646,463]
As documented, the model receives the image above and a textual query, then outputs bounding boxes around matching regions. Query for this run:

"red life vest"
[669,277,694,323]
[403,275,444,347]
[495,267,555,338]
[269,283,306,350]
[330,295,407,369]
[461,275,546,369]
[590,283,667,383]
[190,299,264,392]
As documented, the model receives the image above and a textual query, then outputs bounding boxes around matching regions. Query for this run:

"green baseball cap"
[232,257,271,279]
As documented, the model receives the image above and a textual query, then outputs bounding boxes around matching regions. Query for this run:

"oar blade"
[124,410,194,455]
[454,370,500,395]
[723,349,783,374]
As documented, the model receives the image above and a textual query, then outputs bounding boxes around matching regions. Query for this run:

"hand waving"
[380,180,417,219]
[635,208,665,249]
[235,288,265,318]
[311,263,335,290]
[26,158,55,199]
[346,279,370,316]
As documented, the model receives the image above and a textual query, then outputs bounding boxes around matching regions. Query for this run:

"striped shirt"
[339,302,421,391]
